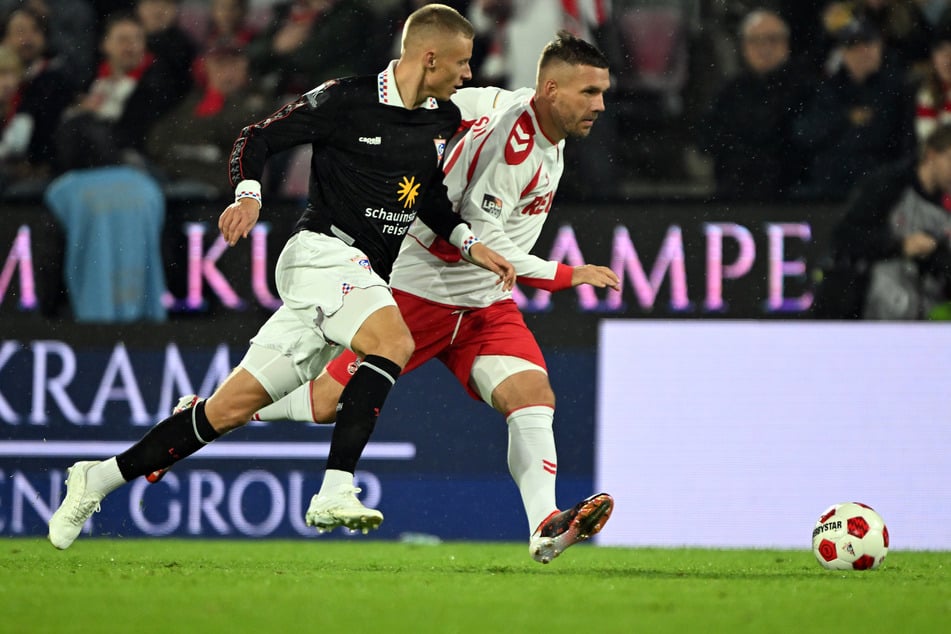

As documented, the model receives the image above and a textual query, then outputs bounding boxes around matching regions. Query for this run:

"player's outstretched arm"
[571,264,620,291]
[467,242,516,291]
[219,197,261,246]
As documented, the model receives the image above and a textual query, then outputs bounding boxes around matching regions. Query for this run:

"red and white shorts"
[326,289,546,402]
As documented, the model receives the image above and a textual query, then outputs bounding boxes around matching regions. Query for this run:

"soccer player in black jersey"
[48,4,515,550]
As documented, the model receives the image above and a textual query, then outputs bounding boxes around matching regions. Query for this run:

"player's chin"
[572,122,595,137]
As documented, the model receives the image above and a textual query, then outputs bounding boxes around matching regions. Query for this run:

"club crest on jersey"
[505,111,535,165]
[481,194,503,218]
[434,137,446,164]
[350,255,372,271]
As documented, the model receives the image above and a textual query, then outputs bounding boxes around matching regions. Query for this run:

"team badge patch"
[434,137,447,164]
[481,194,503,218]
[351,255,372,272]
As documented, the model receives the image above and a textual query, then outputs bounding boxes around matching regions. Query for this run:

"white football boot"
[305,486,383,534]
[48,461,104,550]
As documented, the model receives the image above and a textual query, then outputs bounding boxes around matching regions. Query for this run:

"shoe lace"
[67,498,101,524]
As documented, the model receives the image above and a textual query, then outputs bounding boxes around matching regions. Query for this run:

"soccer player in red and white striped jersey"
[256,31,619,563]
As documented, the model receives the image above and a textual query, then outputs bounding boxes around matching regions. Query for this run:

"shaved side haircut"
[538,30,610,75]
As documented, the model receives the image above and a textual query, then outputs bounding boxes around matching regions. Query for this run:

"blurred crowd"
[2,0,951,318]
[3,0,951,203]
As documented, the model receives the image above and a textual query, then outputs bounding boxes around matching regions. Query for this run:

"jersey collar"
[378,60,439,110]
[529,97,561,149]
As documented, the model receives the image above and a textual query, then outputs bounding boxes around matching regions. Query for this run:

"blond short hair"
[401,3,474,51]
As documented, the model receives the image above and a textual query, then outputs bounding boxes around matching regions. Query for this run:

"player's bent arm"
[464,210,563,283]
[519,264,620,292]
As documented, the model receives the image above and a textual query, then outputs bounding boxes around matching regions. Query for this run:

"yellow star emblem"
[397,176,420,209]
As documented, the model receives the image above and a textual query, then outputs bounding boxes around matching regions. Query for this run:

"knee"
[533,384,556,409]
[363,329,414,367]
[386,332,415,367]
[491,372,556,413]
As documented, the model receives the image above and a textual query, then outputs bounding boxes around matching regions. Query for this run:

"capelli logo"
[359,136,382,145]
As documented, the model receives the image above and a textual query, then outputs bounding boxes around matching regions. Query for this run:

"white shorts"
[470,355,546,405]
[239,231,396,401]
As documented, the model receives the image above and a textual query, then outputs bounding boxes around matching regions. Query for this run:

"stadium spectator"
[146,40,269,194]
[697,9,814,201]
[792,18,915,201]
[191,0,260,88]
[246,0,381,99]
[47,3,515,552]
[915,25,951,142]
[0,44,26,193]
[54,12,189,171]
[206,0,258,46]
[0,0,97,82]
[822,0,933,73]
[1,6,78,177]
[135,0,196,98]
[820,123,951,319]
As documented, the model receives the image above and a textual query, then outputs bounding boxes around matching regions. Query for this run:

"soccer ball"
[812,502,889,570]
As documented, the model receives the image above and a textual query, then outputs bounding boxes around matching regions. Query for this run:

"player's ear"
[425,51,436,69]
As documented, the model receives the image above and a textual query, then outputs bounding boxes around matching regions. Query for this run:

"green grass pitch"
[2,538,949,633]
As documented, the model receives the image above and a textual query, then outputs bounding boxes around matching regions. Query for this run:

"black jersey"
[229,68,466,280]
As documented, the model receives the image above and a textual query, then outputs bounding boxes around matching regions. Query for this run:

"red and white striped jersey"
[390,87,573,308]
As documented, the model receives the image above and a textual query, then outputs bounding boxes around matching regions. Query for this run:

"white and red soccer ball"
[812,502,889,570]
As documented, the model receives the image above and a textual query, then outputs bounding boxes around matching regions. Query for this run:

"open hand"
[572,264,620,291]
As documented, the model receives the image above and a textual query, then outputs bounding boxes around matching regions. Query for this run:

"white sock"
[255,381,317,422]
[86,457,127,496]
[506,405,557,536]
[318,468,354,496]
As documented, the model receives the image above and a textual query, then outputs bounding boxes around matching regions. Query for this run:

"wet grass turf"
[2,538,949,633]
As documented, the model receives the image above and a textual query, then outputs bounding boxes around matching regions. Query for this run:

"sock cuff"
[506,405,554,429]
[360,354,402,384]
[193,400,220,443]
